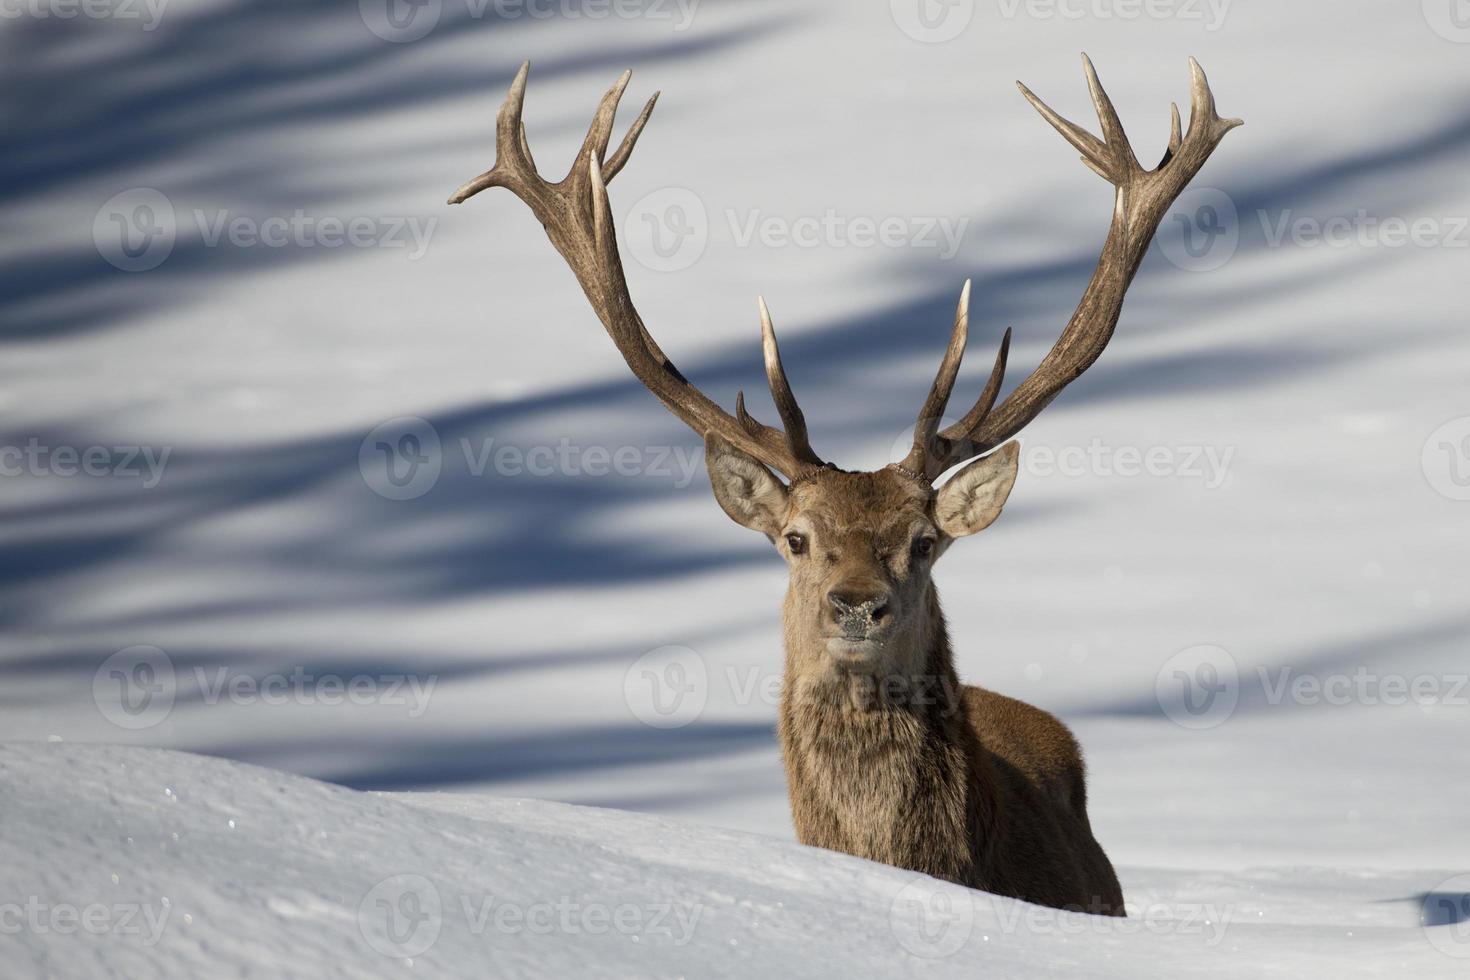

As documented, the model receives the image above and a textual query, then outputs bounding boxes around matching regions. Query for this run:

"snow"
[2,743,1463,978]
[3,0,1469,976]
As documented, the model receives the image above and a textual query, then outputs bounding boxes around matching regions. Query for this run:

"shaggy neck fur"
[776,584,1001,888]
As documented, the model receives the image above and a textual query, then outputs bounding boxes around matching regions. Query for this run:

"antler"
[898,55,1241,482]
[449,63,826,480]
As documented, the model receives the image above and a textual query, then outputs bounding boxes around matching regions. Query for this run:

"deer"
[448,54,1240,916]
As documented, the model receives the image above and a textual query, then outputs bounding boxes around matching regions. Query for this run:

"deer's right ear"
[934,441,1020,538]
[705,433,789,536]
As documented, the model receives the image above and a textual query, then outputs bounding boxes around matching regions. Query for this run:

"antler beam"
[898,54,1241,482]
[450,63,825,480]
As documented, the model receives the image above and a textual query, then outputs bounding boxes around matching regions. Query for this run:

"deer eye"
[914,537,936,559]
[785,533,807,555]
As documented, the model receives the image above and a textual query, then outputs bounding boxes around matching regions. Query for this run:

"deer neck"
[777,585,983,880]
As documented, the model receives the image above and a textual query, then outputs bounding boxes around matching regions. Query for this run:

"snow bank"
[1,743,1461,978]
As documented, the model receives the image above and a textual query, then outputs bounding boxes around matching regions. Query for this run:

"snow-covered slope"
[1,743,1462,979]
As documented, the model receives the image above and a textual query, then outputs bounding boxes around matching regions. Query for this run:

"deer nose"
[827,589,889,625]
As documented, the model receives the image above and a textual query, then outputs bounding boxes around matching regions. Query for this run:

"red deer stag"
[449,55,1240,915]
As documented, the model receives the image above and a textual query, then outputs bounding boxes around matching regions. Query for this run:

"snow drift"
[0,743,1462,978]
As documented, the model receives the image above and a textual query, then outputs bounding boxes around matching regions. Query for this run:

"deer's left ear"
[705,432,790,536]
[934,441,1020,537]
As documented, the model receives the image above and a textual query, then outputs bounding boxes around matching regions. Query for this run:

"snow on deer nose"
[827,587,891,639]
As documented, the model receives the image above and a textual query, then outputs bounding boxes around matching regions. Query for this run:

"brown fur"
[768,467,1124,915]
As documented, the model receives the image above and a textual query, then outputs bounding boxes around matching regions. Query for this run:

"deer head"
[450,55,1241,682]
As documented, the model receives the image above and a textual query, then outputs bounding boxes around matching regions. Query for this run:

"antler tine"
[929,327,1010,476]
[1187,56,1244,142]
[758,297,823,467]
[448,61,534,204]
[604,91,659,182]
[571,69,631,182]
[1016,80,1108,174]
[898,281,970,477]
[1080,55,1131,164]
